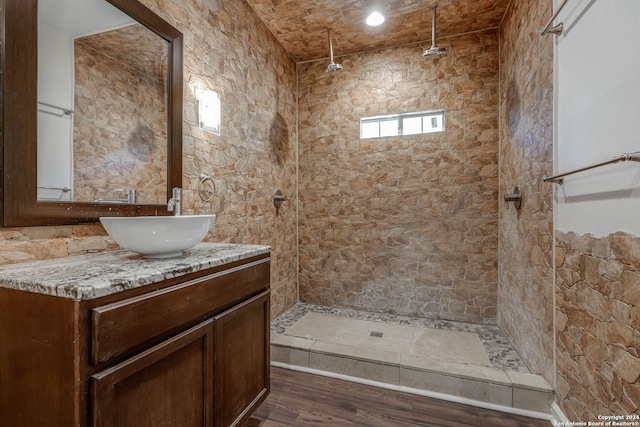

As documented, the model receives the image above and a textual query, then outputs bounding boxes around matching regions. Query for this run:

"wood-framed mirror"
[1,0,183,227]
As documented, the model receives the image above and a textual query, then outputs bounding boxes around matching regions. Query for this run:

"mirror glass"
[37,0,169,205]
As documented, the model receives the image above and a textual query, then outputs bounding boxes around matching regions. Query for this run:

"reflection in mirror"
[37,0,169,204]
[2,0,182,227]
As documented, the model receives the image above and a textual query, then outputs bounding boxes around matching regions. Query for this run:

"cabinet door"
[214,290,270,427]
[91,319,214,427]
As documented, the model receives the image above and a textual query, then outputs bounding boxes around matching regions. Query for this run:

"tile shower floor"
[270,303,554,417]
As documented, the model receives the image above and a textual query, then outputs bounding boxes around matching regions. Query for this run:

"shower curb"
[271,335,555,417]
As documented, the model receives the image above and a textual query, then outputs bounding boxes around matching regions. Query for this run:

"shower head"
[423,5,446,57]
[423,46,447,57]
[325,62,343,73]
[325,28,343,73]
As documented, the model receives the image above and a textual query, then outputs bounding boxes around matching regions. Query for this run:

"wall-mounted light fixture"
[197,88,221,135]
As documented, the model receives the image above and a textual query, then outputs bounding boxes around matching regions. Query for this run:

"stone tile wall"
[556,231,640,419]
[0,0,298,318]
[497,0,554,381]
[298,32,500,324]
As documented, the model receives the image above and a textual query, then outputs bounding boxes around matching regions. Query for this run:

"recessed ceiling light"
[366,11,385,27]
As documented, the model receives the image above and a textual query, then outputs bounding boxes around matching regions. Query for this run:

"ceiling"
[245,0,511,62]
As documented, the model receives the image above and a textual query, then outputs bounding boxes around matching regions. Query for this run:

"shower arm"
[327,28,335,64]
[431,6,437,47]
[324,27,343,72]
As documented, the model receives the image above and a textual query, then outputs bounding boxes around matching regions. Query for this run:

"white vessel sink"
[100,215,216,258]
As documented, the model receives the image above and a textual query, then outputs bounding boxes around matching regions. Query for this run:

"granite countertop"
[0,243,270,300]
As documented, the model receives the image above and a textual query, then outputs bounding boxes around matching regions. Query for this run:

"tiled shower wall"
[497,0,554,381]
[0,0,298,318]
[298,32,500,324]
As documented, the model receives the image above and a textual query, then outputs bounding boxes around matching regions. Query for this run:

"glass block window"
[360,110,445,139]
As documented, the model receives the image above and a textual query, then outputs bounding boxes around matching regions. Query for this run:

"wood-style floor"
[246,367,552,427]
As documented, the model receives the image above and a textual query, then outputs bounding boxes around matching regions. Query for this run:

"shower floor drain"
[370,331,383,338]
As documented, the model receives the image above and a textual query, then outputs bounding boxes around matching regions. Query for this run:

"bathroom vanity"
[0,243,271,427]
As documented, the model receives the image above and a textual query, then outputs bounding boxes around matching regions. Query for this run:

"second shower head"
[325,27,343,73]
[325,62,343,73]
[423,45,447,57]
[423,5,447,58]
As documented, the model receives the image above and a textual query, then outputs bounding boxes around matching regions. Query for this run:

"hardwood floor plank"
[295,410,355,426]
[249,398,305,426]
[247,367,551,427]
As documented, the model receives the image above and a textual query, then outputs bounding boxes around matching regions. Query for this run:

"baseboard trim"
[272,361,553,421]
[551,402,569,424]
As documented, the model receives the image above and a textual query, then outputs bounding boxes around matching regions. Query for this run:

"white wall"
[37,22,74,201]
[555,0,640,236]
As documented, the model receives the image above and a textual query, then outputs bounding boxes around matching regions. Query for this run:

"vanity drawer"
[91,257,270,365]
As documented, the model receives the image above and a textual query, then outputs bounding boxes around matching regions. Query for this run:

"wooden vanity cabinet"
[0,254,270,427]
[92,319,215,427]
[214,291,270,427]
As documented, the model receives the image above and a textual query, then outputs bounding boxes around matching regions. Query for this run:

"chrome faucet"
[125,189,137,204]
[167,188,181,216]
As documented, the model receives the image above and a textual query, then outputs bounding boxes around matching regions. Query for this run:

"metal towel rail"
[544,152,640,184]
[541,0,571,35]
[38,101,74,117]
[38,186,72,193]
